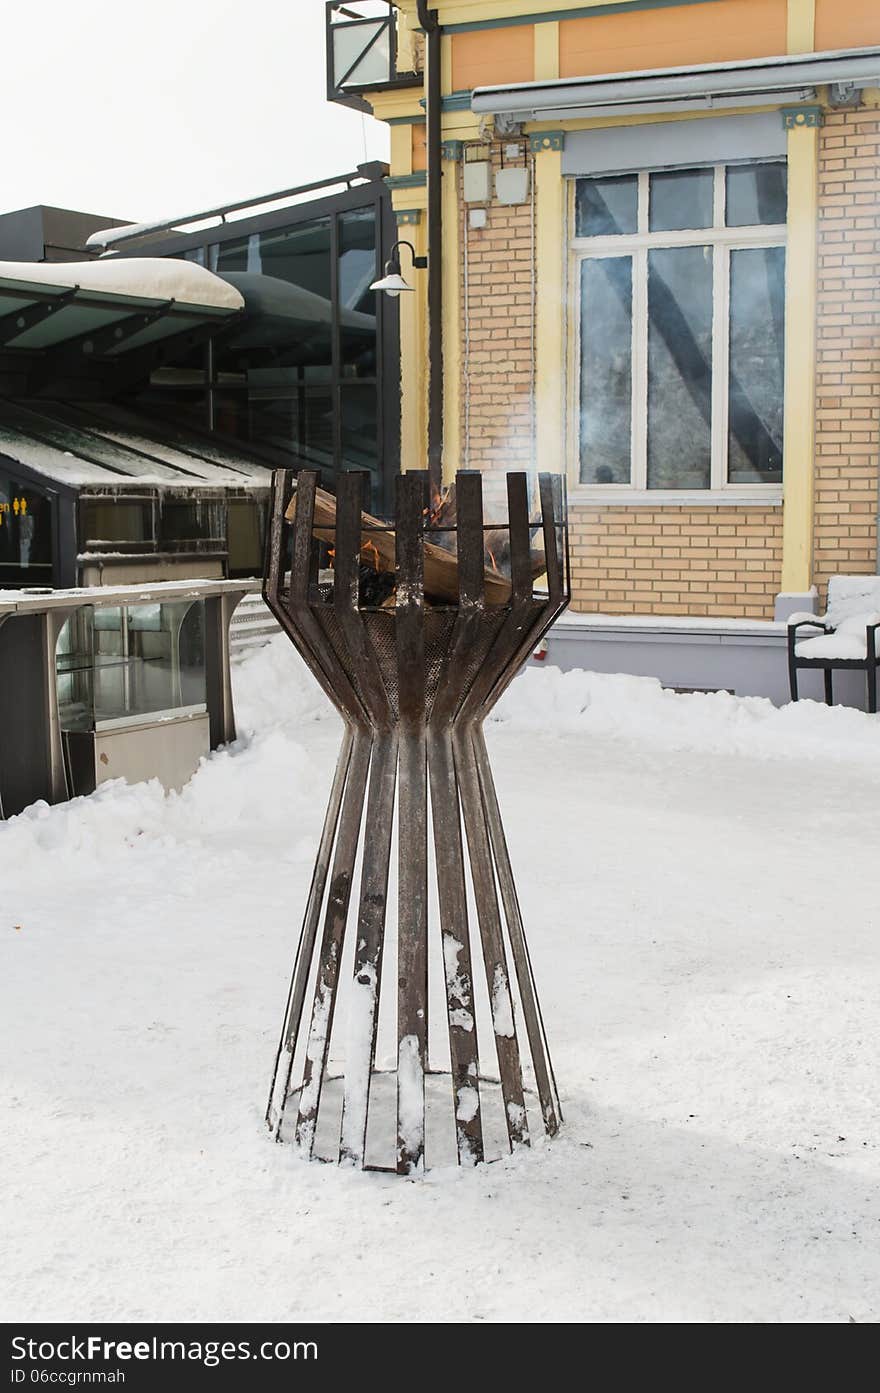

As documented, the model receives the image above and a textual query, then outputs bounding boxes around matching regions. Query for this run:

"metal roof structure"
[0,398,272,491]
[0,257,244,361]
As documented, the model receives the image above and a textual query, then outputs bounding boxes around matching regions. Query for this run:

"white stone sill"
[567,488,783,509]
[552,611,787,644]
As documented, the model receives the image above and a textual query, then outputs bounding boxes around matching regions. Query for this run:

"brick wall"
[814,107,880,605]
[459,145,535,476]
[569,505,783,617]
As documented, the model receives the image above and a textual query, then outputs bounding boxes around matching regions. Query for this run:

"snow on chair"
[787,575,880,713]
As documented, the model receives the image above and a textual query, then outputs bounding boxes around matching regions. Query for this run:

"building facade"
[334,0,880,623]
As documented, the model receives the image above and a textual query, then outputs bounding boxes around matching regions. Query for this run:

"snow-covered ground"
[2,637,880,1324]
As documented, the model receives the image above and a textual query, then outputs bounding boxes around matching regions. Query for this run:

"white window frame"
[568,163,786,505]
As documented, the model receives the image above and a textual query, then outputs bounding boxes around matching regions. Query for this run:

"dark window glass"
[0,477,53,583]
[340,385,379,484]
[578,257,633,485]
[339,208,378,377]
[259,219,332,300]
[726,162,787,227]
[160,499,225,544]
[211,236,250,274]
[227,500,265,577]
[728,246,785,484]
[647,245,713,489]
[81,500,153,547]
[214,219,334,374]
[133,386,208,432]
[213,386,334,469]
[649,168,714,232]
[575,176,638,236]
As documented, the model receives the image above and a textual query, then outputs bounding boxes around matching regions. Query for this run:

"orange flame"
[425,486,447,526]
[361,539,381,571]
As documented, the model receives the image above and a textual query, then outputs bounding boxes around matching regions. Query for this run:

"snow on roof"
[0,258,244,312]
[0,402,272,489]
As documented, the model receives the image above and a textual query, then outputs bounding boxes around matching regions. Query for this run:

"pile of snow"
[492,664,880,765]
[231,631,333,735]
[233,633,880,767]
[0,257,244,311]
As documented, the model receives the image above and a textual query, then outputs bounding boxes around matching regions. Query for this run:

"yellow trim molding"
[534,20,560,79]
[786,0,816,54]
[441,159,462,482]
[534,148,567,474]
[391,190,429,472]
[781,115,820,593]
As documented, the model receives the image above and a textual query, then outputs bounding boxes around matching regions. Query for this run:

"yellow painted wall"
[814,0,880,51]
[411,124,427,172]
[559,0,787,78]
[451,25,535,89]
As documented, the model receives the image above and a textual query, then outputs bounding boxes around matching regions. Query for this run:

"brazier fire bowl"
[263,467,569,1172]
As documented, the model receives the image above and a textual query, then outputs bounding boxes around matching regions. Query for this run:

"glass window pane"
[213,219,333,374]
[211,234,252,275]
[578,257,633,485]
[160,499,225,545]
[0,476,53,584]
[340,384,380,492]
[726,162,787,227]
[575,176,638,237]
[339,208,378,377]
[58,602,207,729]
[56,610,95,733]
[332,19,391,88]
[649,168,714,232]
[647,246,713,489]
[81,500,153,547]
[728,246,785,484]
[227,500,265,577]
[133,385,208,432]
[213,386,334,468]
[123,601,206,721]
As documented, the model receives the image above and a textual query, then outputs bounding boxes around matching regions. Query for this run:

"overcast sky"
[1,0,390,225]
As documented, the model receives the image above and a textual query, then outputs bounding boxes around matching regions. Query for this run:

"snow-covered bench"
[787,575,880,712]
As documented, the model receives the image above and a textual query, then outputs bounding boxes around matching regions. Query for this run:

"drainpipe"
[417,0,443,497]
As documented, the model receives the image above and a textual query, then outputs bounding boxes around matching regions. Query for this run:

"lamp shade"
[369,271,414,297]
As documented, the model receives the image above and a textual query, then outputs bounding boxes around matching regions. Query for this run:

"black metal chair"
[787,577,880,712]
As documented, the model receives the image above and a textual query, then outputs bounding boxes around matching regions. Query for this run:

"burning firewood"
[286,483,546,605]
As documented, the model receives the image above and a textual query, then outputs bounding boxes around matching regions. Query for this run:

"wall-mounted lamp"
[369,239,428,297]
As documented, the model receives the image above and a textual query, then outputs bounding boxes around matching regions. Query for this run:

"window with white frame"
[572,161,787,492]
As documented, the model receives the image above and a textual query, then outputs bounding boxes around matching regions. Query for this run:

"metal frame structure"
[130,175,401,512]
[325,3,421,113]
[263,466,570,1172]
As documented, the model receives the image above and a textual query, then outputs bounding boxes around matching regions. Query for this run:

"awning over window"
[0,258,244,356]
[472,46,880,123]
[561,112,786,177]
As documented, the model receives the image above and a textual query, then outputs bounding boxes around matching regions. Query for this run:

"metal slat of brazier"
[427,470,485,1164]
[264,466,568,1171]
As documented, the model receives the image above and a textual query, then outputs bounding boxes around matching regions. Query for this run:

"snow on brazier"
[263,466,568,1171]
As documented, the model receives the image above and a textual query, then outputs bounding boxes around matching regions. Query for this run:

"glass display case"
[56,600,207,733]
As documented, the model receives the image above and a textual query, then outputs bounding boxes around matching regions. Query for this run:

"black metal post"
[418,1,443,498]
